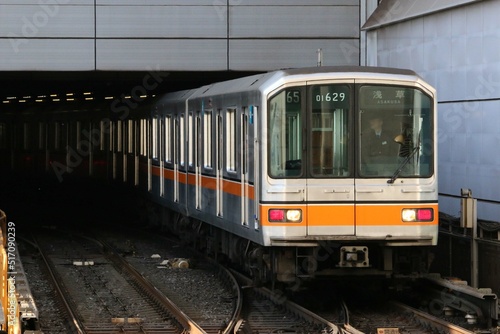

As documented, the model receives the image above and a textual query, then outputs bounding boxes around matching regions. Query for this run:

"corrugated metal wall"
[0,0,360,71]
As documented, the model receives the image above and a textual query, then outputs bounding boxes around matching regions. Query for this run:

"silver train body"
[0,67,439,283]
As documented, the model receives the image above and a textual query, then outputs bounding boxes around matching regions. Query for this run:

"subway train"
[0,66,438,284]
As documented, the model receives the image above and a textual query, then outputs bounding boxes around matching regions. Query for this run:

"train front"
[258,70,438,281]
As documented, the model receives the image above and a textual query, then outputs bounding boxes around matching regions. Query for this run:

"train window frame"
[308,84,351,178]
[226,107,237,173]
[203,110,213,169]
[267,87,305,179]
[357,84,434,179]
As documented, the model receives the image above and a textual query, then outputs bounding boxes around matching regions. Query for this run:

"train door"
[305,82,355,236]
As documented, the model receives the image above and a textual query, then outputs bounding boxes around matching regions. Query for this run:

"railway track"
[33,230,236,334]
[344,299,479,334]
[231,271,343,334]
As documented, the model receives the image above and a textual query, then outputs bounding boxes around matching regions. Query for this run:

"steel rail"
[390,301,477,334]
[97,238,208,334]
[32,234,86,334]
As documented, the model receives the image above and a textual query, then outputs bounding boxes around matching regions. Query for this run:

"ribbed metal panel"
[229,5,359,38]
[96,5,226,38]
[0,1,361,71]
[96,39,227,71]
[229,39,359,71]
[0,39,94,71]
[0,4,94,38]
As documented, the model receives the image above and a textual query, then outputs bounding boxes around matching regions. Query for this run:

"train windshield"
[267,84,433,179]
[359,85,433,179]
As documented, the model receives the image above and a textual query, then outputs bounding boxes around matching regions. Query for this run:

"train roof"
[154,66,429,110]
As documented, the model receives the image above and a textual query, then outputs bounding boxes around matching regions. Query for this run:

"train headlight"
[402,208,434,222]
[269,209,302,223]
[286,209,302,222]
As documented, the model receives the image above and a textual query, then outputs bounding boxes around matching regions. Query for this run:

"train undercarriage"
[142,199,435,286]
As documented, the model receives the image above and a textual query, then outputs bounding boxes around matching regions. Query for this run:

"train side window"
[188,112,194,167]
[23,122,31,150]
[140,119,146,156]
[100,120,106,151]
[268,89,303,178]
[226,108,237,172]
[38,122,45,150]
[204,110,212,169]
[117,120,123,152]
[127,119,134,154]
[122,120,128,154]
[54,122,61,150]
[152,117,158,159]
[179,114,185,167]
[165,116,172,163]
[0,123,6,149]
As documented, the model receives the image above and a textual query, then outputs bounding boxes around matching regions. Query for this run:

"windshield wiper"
[387,146,419,184]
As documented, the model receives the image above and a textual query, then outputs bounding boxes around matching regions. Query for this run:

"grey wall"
[365,0,500,221]
[0,0,360,71]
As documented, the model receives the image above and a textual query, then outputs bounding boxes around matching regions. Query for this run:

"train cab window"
[203,111,212,168]
[358,85,433,178]
[268,88,303,178]
[226,108,237,172]
[310,85,350,177]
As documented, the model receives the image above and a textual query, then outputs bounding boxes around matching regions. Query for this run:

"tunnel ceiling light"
[6,96,16,100]
[83,92,92,95]
[105,96,114,100]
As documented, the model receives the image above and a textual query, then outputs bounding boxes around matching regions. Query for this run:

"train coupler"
[338,246,369,267]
